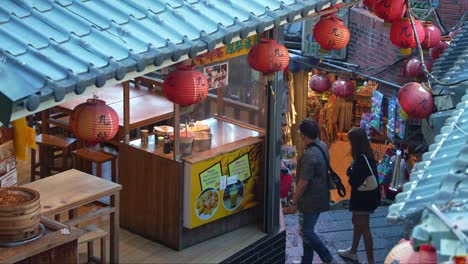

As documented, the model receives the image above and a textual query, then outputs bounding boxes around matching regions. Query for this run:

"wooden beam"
[123,81,130,144]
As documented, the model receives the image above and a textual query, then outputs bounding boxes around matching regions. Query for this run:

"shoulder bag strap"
[310,142,346,197]
[361,154,375,176]
[309,142,330,169]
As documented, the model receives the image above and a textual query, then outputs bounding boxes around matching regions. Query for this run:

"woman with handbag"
[337,127,380,264]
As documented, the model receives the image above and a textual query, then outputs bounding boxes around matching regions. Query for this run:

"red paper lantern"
[421,21,441,50]
[163,66,208,106]
[374,0,407,24]
[313,17,350,51]
[247,39,289,74]
[430,36,451,60]
[398,82,434,119]
[406,57,433,79]
[71,98,119,145]
[309,74,331,93]
[385,240,438,264]
[332,79,354,97]
[320,3,342,17]
[390,18,426,55]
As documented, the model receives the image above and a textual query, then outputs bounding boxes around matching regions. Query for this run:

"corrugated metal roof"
[0,0,340,125]
[386,23,468,262]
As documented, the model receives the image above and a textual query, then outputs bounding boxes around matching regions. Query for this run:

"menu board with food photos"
[183,141,263,229]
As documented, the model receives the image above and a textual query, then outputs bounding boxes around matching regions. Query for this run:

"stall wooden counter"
[119,117,265,250]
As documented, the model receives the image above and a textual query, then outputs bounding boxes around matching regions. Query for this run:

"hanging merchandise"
[395,101,406,139]
[370,90,384,133]
[377,154,393,185]
[387,149,408,200]
[360,113,373,139]
[387,97,397,142]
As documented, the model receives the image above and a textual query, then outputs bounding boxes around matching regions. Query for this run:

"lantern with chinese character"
[390,18,426,55]
[247,39,289,74]
[163,66,209,106]
[309,74,331,93]
[398,82,434,119]
[405,57,433,79]
[332,78,354,97]
[430,36,451,60]
[71,98,119,145]
[421,21,441,51]
[374,0,407,24]
[313,17,350,51]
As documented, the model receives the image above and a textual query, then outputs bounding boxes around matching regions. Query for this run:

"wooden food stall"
[119,116,265,250]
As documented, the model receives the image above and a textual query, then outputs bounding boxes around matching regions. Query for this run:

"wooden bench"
[79,225,107,264]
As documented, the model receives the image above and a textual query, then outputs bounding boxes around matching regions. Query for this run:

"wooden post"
[123,81,130,144]
[173,104,180,161]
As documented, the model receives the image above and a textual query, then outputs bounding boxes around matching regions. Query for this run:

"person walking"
[290,119,337,264]
[337,127,381,264]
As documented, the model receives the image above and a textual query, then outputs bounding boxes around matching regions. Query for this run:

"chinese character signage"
[193,35,260,66]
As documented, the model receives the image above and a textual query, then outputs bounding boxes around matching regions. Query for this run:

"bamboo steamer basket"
[0,187,41,242]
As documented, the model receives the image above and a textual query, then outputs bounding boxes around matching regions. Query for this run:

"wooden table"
[23,169,122,263]
[56,84,174,130]
[0,217,81,264]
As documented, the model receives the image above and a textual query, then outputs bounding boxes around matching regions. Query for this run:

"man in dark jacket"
[290,119,337,264]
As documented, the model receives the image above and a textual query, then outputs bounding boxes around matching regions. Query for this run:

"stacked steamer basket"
[0,187,41,243]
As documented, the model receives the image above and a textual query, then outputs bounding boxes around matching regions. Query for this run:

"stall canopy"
[386,22,468,262]
[0,0,342,125]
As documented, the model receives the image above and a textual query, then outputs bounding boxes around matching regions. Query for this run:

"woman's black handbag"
[310,142,347,198]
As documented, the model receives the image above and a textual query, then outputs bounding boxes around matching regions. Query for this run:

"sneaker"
[337,248,358,262]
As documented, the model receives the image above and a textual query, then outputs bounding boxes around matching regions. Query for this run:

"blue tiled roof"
[430,22,468,105]
[0,0,339,124]
[387,22,468,261]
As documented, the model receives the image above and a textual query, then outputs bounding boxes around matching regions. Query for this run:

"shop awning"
[0,0,342,125]
[386,22,468,262]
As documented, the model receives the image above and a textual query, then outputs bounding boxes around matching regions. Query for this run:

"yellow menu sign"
[183,141,263,229]
[199,162,222,190]
[228,153,251,181]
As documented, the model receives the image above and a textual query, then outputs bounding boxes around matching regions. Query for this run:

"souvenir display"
[395,101,406,139]
[370,90,384,133]
[387,97,397,142]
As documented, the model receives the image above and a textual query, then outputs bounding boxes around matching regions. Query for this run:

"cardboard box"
[0,169,17,187]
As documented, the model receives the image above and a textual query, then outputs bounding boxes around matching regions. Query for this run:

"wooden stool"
[72,148,117,183]
[79,225,107,264]
[31,134,76,182]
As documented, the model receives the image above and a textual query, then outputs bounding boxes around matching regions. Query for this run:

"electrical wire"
[428,0,467,35]
[407,0,468,87]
